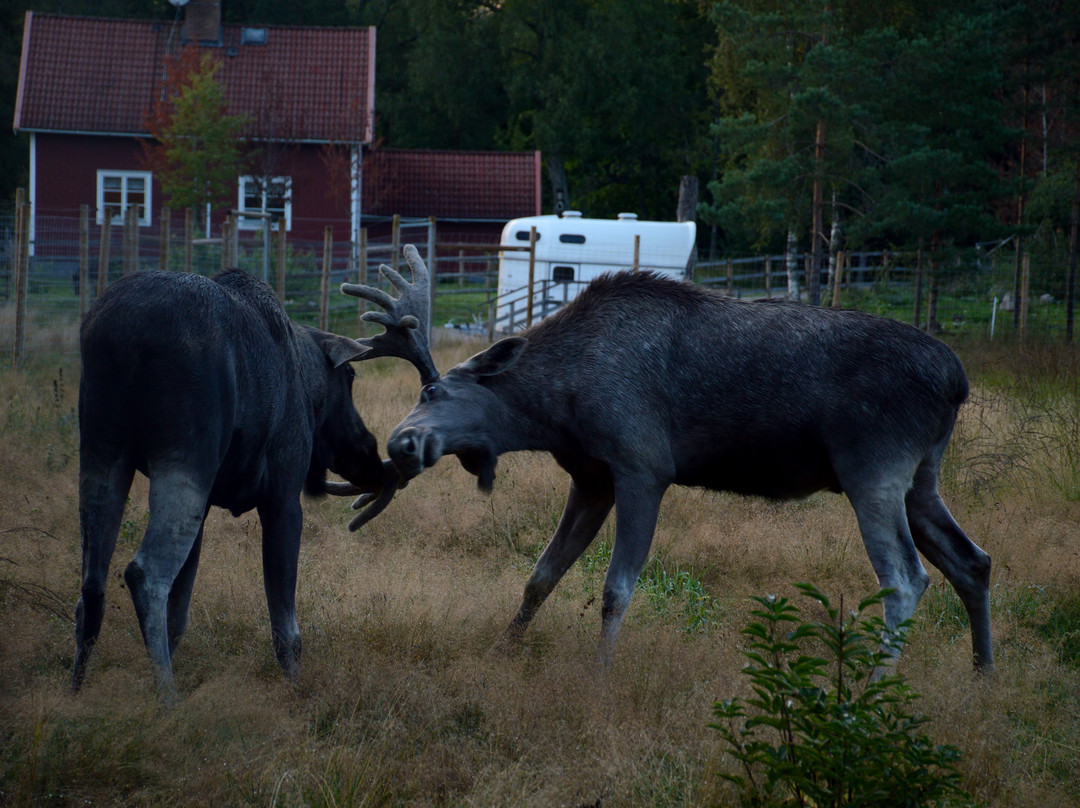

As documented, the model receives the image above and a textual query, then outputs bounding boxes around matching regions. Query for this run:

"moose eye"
[420,383,440,403]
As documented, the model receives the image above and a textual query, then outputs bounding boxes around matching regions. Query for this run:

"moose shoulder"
[74,269,412,699]
[378,266,993,672]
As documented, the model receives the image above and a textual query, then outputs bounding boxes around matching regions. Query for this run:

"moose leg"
[125,471,209,698]
[844,477,931,654]
[167,519,207,658]
[258,497,303,681]
[73,454,135,691]
[906,461,993,671]
[598,479,666,666]
[500,479,614,648]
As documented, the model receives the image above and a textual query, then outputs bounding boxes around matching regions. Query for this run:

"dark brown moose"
[345,245,993,672]
[75,267,428,699]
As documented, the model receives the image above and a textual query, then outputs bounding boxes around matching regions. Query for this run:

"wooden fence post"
[912,247,924,328]
[526,225,537,328]
[229,213,239,268]
[276,219,287,303]
[79,205,89,318]
[357,227,367,334]
[11,188,29,369]
[3,190,16,303]
[391,214,401,275]
[184,208,194,273]
[122,205,131,276]
[726,258,734,296]
[764,256,772,299]
[633,235,641,272]
[97,210,112,296]
[1020,252,1030,341]
[220,214,238,271]
[320,226,333,331]
[122,204,139,276]
[427,217,437,342]
[159,206,171,272]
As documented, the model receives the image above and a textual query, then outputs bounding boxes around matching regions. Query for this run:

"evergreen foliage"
[711,584,981,808]
[3,0,1080,291]
[702,1,1014,258]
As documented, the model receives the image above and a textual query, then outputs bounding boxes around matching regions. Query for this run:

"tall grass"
[1,335,1079,806]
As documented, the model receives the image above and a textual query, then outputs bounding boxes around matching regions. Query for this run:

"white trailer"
[495,211,696,332]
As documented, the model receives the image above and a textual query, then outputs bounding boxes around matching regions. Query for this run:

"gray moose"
[75,267,426,698]
[346,246,993,672]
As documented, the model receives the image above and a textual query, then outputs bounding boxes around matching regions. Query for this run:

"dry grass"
[2,335,1079,806]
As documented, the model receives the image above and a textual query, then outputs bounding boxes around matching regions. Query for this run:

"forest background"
[1,0,1079,305]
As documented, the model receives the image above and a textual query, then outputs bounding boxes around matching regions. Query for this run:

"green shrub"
[710,583,980,808]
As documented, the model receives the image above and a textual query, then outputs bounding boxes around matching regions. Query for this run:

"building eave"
[15,127,371,148]
[12,11,32,133]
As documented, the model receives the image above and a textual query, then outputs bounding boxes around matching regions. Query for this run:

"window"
[559,233,586,244]
[552,265,575,282]
[514,230,541,242]
[241,28,268,45]
[96,170,151,226]
[238,176,292,230]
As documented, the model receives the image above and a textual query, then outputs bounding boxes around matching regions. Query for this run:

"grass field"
[1,333,1079,806]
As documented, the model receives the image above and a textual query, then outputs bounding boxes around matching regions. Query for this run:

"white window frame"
[96,170,152,226]
[238,175,292,231]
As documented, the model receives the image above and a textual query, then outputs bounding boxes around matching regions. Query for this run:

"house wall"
[276,145,351,243]
[29,134,520,265]
[31,132,352,244]
[34,133,144,218]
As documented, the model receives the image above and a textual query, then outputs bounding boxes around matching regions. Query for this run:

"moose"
[345,246,993,672]
[74,267,425,698]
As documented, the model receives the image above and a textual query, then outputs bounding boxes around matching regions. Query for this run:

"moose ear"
[322,335,372,368]
[459,337,527,378]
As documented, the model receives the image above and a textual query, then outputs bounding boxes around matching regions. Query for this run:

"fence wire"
[3,211,1075,365]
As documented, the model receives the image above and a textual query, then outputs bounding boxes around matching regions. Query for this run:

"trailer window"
[514,230,541,241]
[552,266,575,282]
[559,234,586,244]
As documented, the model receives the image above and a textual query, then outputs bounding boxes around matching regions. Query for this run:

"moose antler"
[322,460,407,531]
[335,244,439,529]
[341,244,440,385]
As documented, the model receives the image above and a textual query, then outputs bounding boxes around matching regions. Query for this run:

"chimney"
[183,0,222,45]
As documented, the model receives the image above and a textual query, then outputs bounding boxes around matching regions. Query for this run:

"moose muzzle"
[388,426,443,480]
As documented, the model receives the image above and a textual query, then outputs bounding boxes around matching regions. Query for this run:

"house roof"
[363,149,543,221]
[13,12,375,143]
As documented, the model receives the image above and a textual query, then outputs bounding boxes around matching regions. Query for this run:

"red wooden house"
[12,2,540,256]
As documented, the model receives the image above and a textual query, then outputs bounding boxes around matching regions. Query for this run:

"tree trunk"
[913,244,924,329]
[1013,94,1028,328]
[677,175,699,279]
[808,119,826,306]
[785,229,800,301]
[1066,161,1080,342]
[676,175,698,222]
[826,197,841,305]
[546,155,571,216]
[926,263,940,334]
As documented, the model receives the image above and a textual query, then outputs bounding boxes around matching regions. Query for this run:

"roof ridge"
[28,12,372,32]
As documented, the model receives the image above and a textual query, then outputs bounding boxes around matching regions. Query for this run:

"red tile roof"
[363,149,542,221]
[14,12,375,143]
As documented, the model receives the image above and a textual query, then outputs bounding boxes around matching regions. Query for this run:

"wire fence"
[3,208,1075,366]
